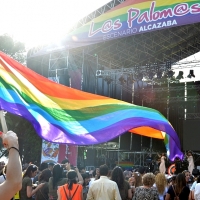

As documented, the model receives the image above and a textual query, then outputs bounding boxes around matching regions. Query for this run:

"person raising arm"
[0,131,22,200]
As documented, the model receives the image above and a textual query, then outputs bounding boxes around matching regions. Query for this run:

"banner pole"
[0,110,8,134]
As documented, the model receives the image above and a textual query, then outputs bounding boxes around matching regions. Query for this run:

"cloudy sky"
[0,0,110,49]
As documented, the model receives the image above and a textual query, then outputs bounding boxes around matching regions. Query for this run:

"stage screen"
[183,120,200,151]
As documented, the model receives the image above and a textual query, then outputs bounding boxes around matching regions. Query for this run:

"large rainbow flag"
[0,52,183,160]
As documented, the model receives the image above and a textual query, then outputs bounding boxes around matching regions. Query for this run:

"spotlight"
[187,70,195,78]
[96,70,104,77]
[167,70,175,78]
[176,71,184,80]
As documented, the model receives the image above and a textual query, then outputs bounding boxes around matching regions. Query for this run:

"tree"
[0,34,26,64]
[0,113,42,165]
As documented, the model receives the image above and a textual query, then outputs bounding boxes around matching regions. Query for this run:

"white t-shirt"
[0,174,6,184]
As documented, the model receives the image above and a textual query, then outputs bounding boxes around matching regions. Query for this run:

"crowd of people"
[0,131,200,200]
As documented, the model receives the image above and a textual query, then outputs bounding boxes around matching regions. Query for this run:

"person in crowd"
[57,170,83,200]
[20,164,44,200]
[132,172,159,200]
[194,176,200,200]
[88,168,96,187]
[167,175,177,187]
[94,167,100,180]
[82,173,90,200]
[61,158,71,177]
[153,173,168,200]
[131,172,142,188]
[48,164,68,200]
[174,157,183,174]
[0,161,5,175]
[86,164,121,200]
[61,158,83,184]
[48,162,55,174]
[137,166,146,177]
[107,169,112,179]
[129,171,142,196]
[111,166,132,200]
[182,170,191,186]
[0,165,7,184]
[0,131,22,200]
[186,151,195,175]
[35,169,51,200]
[158,153,166,174]
[123,169,132,181]
[165,173,190,200]
[79,166,86,174]
[33,162,48,184]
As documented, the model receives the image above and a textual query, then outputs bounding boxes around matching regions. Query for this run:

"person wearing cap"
[0,131,22,200]
[57,170,83,200]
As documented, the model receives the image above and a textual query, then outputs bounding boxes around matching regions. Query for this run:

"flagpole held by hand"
[0,110,8,134]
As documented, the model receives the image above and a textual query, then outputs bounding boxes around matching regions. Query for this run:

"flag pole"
[0,110,8,134]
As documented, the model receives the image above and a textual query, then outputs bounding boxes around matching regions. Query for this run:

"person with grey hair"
[132,173,159,200]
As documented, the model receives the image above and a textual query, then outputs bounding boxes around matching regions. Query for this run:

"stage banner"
[32,0,200,56]
[41,140,59,163]
[58,144,78,166]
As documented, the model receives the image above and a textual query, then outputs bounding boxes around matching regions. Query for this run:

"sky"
[0,0,111,49]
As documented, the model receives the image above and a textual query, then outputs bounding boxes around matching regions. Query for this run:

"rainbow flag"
[0,52,183,160]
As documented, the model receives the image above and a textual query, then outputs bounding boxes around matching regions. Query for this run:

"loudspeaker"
[183,120,200,151]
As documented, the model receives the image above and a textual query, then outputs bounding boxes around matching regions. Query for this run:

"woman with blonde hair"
[154,173,168,200]
[133,173,159,200]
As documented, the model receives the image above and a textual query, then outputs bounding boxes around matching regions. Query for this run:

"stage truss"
[26,0,200,155]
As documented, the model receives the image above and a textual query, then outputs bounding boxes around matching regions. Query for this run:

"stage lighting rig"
[187,70,195,78]
[167,70,175,78]
[176,71,184,80]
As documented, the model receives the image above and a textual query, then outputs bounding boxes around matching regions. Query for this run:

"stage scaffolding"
[26,0,200,162]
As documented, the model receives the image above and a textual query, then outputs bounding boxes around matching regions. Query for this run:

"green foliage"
[0,34,26,64]
[0,113,42,164]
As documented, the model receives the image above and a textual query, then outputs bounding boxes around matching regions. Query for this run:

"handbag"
[63,185,79,200]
